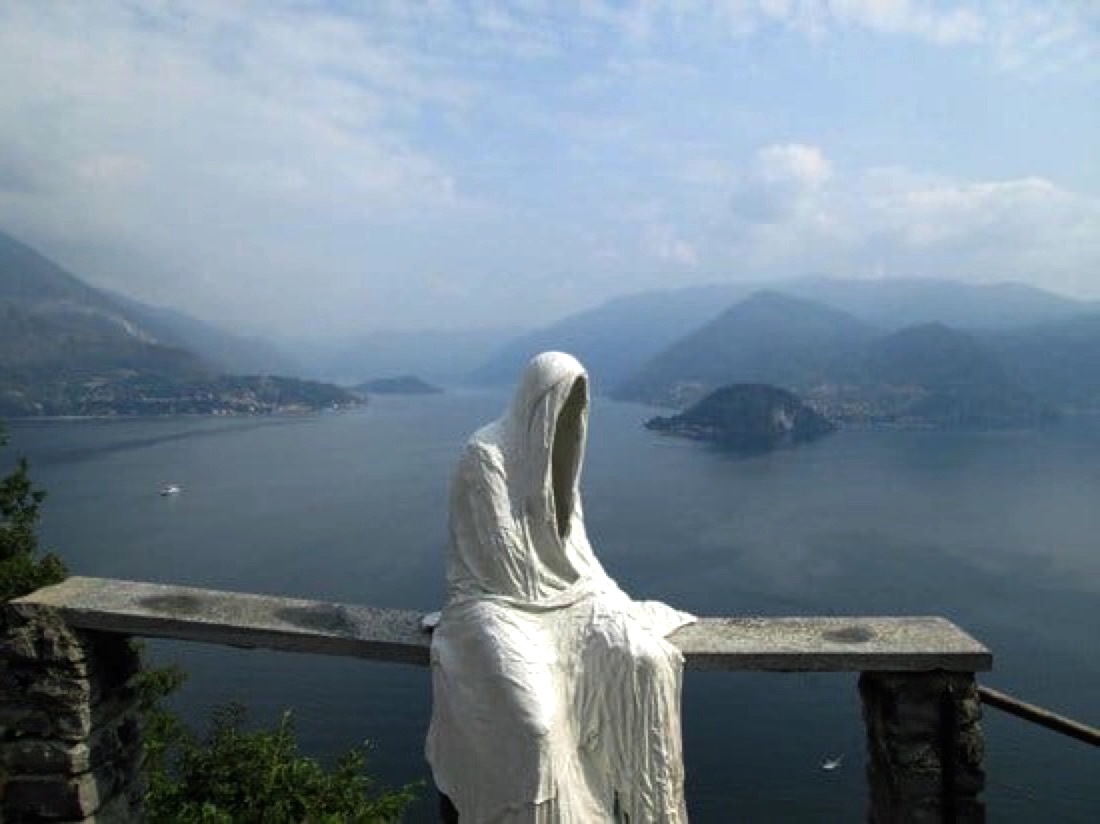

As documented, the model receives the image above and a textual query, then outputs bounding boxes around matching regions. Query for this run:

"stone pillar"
[860,671,985,824]
[0,603,145,823]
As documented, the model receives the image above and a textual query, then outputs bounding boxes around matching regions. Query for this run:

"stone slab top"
[14,577,992,672]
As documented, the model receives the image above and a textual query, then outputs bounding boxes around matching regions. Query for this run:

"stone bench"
[2,576,992,822]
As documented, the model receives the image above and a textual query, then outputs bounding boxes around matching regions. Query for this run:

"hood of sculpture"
[447,351,602,604]
[502,351,589,540]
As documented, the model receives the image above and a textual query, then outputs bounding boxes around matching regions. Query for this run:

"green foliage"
[130,595,420,822]
[0,424,66,602]
[139,689,418,824]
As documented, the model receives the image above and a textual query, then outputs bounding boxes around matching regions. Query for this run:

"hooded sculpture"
[426,352,695,822]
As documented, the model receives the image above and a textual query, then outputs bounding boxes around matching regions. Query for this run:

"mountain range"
[470,277,1096,393]
[0,230,352,416]
[615,291,877,406]
[467,284,745,392]
[4,224,1098,427]
[472,278,1099,429]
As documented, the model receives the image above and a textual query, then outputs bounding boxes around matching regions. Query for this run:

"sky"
[0,1,1098,339]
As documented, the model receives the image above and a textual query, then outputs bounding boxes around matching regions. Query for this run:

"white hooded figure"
[426,352,695,823]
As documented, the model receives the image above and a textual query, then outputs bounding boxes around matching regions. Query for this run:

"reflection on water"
[7,397,1099,822]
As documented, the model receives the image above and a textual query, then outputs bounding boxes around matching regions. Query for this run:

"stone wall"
[861,671,985,823]
[0,603,144,823]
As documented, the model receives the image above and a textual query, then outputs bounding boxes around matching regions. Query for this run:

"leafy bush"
[0,425,66,603]
[139,673,418,823]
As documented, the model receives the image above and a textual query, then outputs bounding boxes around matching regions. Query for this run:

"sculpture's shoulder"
[453,424,507,484]
[463,424,505,465]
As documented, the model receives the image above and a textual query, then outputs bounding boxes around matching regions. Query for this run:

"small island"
[354,375,442,395]
[645,384,836,452]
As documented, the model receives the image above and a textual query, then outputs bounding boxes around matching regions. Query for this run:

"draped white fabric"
[426,352,695,823]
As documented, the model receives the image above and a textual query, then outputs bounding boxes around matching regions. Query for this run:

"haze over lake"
[8,394,1099,822]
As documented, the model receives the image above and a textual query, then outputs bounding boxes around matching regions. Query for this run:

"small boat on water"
[160,484,182,496]
[821,754,844,771]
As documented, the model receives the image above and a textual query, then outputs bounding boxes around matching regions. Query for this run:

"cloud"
[757,144,833,187]
[646,223,700,267]
[0,1,481,331]
[570,0,1097,72]
[577,0,986,48]
[719,144,1100,296]
[824,0,984,45]
[730,143,832,223]
[986,2,1100,77]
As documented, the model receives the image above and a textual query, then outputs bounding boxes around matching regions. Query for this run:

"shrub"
[0,425,66,602]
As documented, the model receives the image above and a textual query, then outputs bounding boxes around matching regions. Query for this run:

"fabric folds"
[426,351,695,823]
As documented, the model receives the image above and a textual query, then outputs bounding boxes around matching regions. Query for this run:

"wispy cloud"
[716,145,1100,296]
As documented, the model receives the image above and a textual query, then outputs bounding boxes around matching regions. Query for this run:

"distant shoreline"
[3,407,362,423]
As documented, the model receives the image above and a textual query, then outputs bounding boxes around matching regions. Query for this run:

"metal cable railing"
[979,685,1100,747]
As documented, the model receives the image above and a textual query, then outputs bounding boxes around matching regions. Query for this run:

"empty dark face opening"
[551,376,587,540]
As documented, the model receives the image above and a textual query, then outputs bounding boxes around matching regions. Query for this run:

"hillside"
[105,290,296,375]
[0,229,351,417]
[615,291,878,407]
[0,230,214,409]
[812,323,1052,429]
[981,314,1100,411]
[614,287,1057,429]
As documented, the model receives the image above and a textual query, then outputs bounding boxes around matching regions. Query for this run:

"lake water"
[7,393,1099,821]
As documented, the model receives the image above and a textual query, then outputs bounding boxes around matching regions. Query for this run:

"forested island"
[646,384,835,452]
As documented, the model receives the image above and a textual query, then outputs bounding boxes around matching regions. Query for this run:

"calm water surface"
[8,394,1099,821]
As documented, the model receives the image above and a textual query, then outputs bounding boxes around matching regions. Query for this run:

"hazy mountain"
[981,313,1100,410]
[0,228,344,416]
[470,276,1087,392]
[613,289,1054,427]
[781,276,1088,330]
[834,323,1051,428]
[469,284,746,390]
[615,291,878,406]
[0,229,210,379]
[0,228,292,376]
[105,290,297,375]
[856,322,1012,388]
[299,327,518,386]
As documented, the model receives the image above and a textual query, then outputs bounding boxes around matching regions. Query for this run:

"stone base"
[861,671,985,823]
[1,604,145,823]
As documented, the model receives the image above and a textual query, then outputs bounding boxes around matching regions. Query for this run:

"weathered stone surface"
[15,577,992,673]
[1,606,144,823]
[1,711,141,776]
[1,737,92,774]
[2,771,108,819]
[861,671,986,823]
[1,605,91,671]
